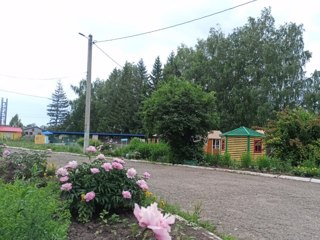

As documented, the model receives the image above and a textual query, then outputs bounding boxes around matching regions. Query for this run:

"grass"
[2,139,83,154]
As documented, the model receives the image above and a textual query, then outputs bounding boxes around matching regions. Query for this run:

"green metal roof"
[221,126,265,137]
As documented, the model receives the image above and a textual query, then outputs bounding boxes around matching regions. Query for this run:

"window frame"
[254,139,262,153]
[221,139,225,151]
[212,139,220,150]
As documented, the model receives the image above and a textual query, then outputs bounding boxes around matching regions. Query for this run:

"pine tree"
[150,56,163,90]
[47,81,69,129]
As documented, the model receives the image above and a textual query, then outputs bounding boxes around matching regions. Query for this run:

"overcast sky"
[0,0,319,127]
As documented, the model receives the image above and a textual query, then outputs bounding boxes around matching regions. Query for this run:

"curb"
[126,158,320,184]
[6,147,320,184]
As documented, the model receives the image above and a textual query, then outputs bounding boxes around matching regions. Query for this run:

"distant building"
[0,126,23,140]
[220,126,266,160]
[204,130,222,155]
[23,126,43,138]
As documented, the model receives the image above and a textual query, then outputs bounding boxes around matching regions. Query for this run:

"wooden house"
[204,130,222,155]
[220,126,265,160]
[0,126,23,140]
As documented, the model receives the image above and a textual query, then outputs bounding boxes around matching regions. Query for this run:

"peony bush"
[57,154,150,223]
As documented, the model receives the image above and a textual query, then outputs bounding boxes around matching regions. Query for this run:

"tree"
[142,78,218,163]
[266,108,320,166]
[47,81,70,130]
[9,114,23,128]
[165,8,311,131]
[302,70,320,114]
[137,59,151,97]
[149,56,163,90]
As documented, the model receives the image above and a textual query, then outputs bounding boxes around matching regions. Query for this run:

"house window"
[221,139,225,151]
[212,139,220,149]
[254,139,262,153]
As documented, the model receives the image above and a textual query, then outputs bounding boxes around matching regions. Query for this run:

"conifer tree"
[47,81,69,129]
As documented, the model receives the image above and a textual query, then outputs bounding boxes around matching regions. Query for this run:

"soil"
[69,213,218,240]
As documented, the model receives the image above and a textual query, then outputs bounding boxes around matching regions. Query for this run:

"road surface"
[48,152,320,240]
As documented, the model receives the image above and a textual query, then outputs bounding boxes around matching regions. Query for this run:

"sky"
[0,0,319,127]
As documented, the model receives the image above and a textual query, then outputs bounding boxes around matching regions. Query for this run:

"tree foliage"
[164,7,312,131]
[266,108,320,166]
[9,114,23,128]
[142,78,218,163]
[47,81,69,130]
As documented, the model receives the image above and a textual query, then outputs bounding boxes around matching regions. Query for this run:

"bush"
[58,158,150,222]
[219,153,232,167]
[0,180,70,240]
[255,155,271,171]
[113,138,170,162]
[201,153,220,166]
[241,153,252,168]
[0,150,48,183]
[77,138,102,147]
[292,166,320,178]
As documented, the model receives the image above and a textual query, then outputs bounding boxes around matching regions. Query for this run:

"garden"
[0,144,225,240]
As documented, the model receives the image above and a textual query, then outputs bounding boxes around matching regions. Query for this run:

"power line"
[93,43,123,68]
[96,0,258,43]
[0,88,51,100]
[0,73,76,81]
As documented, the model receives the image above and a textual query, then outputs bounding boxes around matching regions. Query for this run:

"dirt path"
[48,152,320,240]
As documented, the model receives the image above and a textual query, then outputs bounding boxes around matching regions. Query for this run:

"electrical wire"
[93,43,123,68]
[0,73,76,81]
[0,88,51,100]
[96,0,258,43]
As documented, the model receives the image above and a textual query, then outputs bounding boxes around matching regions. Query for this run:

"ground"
[69,213,217,240]
[45,151,320,240]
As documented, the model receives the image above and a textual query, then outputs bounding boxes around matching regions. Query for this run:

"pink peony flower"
[143,172,151,180]
[90,168,100,174]
[86,146,97,153]
[56,167,69,177]
[113,157,125,164]
[126,168,137,179]
[136,179,149,191]
[122,190,132,199]
[134,203,175,240]
[59,176,69,182]
[112,161,124,170]
[2,149,10,157]
[84,191,95,202]
[96,154,106,160]
[65,160,78,169]
[60,183,72,191]
[102,162,113,171]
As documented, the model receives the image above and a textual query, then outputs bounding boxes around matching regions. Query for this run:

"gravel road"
[47,152,320,240]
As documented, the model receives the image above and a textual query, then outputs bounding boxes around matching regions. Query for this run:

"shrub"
[77,137,102,147]
[292,166,320,178]
[241,153,252,168]
[0,150,48,183]
[219,153,232,167]
[255,155,271,171]
[58,158,150,222]
[0,180,70,240]
[201,153,220,166]
[113,139,170,162]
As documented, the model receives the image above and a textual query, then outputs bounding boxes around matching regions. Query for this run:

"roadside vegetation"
[0,145,232,240]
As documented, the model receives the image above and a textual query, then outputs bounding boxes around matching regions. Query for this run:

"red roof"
[0,126,23,133]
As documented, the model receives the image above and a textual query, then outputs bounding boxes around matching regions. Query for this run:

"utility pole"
[81,34,93,153]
